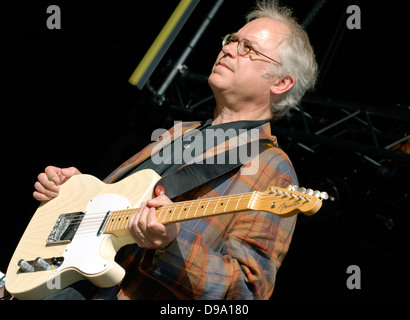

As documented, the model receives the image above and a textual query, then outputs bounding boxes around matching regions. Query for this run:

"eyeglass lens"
[223,34,251,56]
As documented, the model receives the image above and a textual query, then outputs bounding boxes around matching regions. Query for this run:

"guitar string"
[49,187,308,224]
[69,195,305,232]
[54,193,253,234]
[75,195,308,238]
[77,193,251,234]
[62,193,308,233]
[51,191,311,235]
[52,193,247,222]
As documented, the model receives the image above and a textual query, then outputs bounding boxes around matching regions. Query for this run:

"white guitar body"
[58,193,130,280]
[6,170,161,300]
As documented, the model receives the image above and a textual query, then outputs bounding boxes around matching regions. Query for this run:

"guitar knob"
[34,257,51,270]
[18,259,35,272]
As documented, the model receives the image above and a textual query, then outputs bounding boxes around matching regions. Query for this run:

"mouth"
[216,61,232,71]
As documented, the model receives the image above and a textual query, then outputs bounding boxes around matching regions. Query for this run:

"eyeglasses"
[222,33,281,65]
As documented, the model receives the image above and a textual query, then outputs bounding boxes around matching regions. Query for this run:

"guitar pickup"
[46,212,84,245]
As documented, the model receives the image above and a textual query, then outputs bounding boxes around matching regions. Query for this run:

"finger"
[33,182,58,201]
[37,172,60,192]
[44,166,63,185]
[34,181,58,197]
[137,203,151,233]
[129,202,145,233]
[33,190,52,202]
[146,208,165,235]
[128,208,137,232]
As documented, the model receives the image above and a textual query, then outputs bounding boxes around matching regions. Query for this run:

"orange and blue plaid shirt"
[98,121,298,300]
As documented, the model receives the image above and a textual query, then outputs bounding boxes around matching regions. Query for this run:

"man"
[33,0,317,299]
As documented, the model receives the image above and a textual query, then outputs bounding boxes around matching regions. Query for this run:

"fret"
[175,203,183,221]
[193,199,202,219]
[113,211,122,231]
[117,210,124,230]
[179,202,189,221]
[234,194,243,211]
[165,203,177,223]
[202,199,210,217]
[162,206,170,224]
[212,198,220,214]
[157,207,165,223]
[120,210,131,229]
[184,201,193,220]
[118,211,126,230]
[107,211,118,233]
[223,196,230,213]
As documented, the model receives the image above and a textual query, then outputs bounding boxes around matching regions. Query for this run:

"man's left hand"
[128,195,180,249]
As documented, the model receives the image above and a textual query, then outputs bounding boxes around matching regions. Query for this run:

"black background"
[1,0,409,300]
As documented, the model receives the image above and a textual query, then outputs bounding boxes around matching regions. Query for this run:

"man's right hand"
[33,166,81,201]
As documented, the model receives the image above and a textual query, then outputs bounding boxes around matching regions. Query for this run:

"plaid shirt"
[98,121,298,300]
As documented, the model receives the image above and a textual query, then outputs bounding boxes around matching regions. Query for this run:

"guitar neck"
[104,192,255,237]
[103,185,325,238]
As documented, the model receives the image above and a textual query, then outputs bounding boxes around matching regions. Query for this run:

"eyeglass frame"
[221,33,282,65]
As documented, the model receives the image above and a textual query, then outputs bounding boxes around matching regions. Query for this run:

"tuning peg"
[291,185,299,192]
[320,192,329,200]
[306,188,314,195]
[285,184,292,190]
[313,190,321,198]
[299,187,307,194]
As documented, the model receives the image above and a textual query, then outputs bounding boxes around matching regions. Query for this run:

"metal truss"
[272,95,410,167]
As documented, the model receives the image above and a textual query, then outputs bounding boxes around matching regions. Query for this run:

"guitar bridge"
[46,212,84,245]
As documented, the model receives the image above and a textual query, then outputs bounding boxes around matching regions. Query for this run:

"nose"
[221,41,238,58]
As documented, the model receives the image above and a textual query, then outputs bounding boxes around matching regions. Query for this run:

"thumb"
[147,195,173,208]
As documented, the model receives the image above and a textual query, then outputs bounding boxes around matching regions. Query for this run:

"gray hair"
[246,0,318,118]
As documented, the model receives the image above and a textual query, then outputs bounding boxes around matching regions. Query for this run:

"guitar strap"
[154,139,273,199]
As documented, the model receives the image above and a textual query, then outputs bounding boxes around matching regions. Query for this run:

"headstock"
[252,185,328,217]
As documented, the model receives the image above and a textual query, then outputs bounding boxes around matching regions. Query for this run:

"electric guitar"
[6,169,327,299]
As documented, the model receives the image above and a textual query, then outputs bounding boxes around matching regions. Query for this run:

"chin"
[208,72,226,92]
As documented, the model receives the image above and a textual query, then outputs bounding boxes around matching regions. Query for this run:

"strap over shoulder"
[154,139,273,199]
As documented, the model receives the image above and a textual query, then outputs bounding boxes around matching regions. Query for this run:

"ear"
[270,75,295,96]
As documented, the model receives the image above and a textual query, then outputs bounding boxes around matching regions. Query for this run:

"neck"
[103,192,256,238]
[102,186,323,238]
[211,90,273,125]
[212,103,272,125]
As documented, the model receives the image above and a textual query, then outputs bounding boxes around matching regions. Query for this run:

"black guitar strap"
[154,139,272,199]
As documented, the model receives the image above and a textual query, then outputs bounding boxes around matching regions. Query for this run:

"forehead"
[236,17,289,48]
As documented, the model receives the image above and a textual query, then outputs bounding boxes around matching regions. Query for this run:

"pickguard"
[55,193,131,275]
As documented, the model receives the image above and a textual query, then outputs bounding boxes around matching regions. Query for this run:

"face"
[208,18,288,106]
